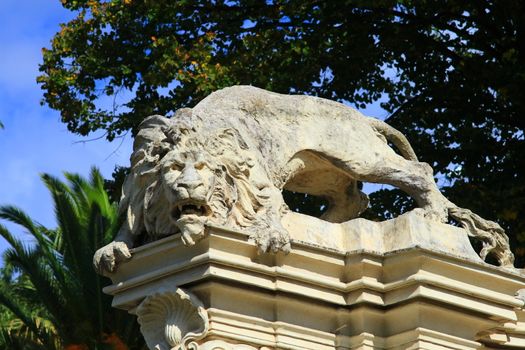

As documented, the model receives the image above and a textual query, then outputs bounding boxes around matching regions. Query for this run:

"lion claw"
[93,241,132,276]
[253,228,291,255]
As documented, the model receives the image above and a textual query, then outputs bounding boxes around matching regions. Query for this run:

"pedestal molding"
[105,224,525,349]
[105,229,524,314]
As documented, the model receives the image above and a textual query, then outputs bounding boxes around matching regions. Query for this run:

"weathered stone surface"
[93,85,515,275]
[103,223,525,350]
[282,210,482,261]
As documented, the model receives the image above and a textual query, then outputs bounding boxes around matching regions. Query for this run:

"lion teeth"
[173,203,207,219]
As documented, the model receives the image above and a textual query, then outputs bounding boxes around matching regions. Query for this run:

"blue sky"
[0,1,133,251]
[0,0,389,253]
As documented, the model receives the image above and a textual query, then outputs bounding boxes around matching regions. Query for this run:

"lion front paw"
[252,227,291,254]
[93,241,132,276]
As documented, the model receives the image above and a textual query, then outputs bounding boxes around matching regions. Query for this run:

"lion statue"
[94,85,514,275]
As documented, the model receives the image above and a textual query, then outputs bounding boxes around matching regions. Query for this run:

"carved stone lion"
[94,86,514,275]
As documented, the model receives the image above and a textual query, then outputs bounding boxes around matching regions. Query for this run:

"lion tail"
[449,206,515,267]
[367,118,418,161]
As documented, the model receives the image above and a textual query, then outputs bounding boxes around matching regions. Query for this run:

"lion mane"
[117,115,271,244]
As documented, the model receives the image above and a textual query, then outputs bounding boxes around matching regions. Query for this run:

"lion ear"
[138,115,171,131]
[217,128,249,150]
[134,115,172,147]
[173,108,193,119]
[131,115,173,167]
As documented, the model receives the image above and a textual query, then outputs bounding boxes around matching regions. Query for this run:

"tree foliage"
[0,168,145,349]
[38,1,525,263]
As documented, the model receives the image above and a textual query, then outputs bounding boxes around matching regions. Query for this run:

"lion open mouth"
[171,202,211,221]
[171,201,212,246]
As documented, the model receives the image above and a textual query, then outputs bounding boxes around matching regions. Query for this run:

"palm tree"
[0,167,145,349]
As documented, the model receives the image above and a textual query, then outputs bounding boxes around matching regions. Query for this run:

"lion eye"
[194,161,206,170]
[170,163,182,171]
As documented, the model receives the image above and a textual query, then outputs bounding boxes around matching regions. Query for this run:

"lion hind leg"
[345,158,451,222]
[319,182,369,223]
[449,207,515,267]
[328,155,515,268]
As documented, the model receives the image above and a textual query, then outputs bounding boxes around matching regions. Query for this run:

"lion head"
[118,114,271,246]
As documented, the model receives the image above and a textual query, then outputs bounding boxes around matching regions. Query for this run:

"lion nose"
[177,165,203,191]
[179,180,202,191]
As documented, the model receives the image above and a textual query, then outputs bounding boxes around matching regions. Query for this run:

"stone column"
[102,211,525,350]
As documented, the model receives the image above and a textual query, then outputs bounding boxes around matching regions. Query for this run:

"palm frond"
[0,220,71,315]
[0,283,56,349]
[0,207,48,243]
[0,167,143,349]
[41,174,85,278]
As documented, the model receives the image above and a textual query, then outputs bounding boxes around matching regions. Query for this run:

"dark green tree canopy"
[38,1,525,262]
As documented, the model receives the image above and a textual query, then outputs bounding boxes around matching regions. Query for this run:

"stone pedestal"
[104,211,525,349]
